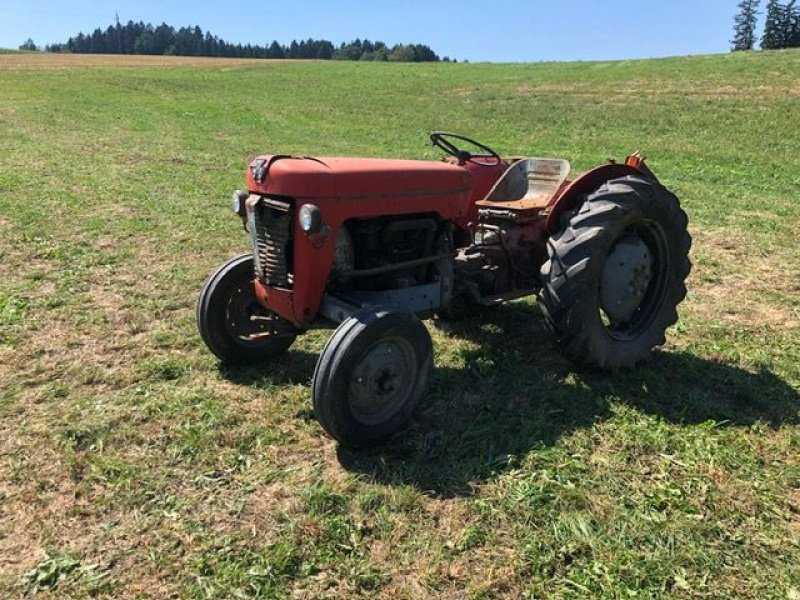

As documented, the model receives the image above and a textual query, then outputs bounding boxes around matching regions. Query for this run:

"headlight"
[231,190,248,217]
[298,204,322,233]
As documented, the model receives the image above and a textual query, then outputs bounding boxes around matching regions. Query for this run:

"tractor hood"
[246,155,473,200]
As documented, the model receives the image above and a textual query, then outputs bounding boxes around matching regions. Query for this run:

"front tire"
[197,254,297,365]
[539,176,691,369]
[312,310,433,447]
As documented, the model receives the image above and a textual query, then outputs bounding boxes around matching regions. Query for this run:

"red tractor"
[198,133,691,447]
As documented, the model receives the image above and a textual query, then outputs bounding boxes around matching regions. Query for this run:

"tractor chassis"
[197,132,691,447]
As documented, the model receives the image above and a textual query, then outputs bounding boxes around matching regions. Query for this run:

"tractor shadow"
[337,301,800,498]
[217,349,319,387]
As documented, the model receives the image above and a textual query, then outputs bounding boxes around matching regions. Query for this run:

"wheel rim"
[598,220,670,340]
[347,337,418,426]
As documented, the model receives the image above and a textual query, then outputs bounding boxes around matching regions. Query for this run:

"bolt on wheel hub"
[348,339,416,425]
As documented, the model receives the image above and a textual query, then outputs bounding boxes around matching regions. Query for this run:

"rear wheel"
[312,310,433,447]
[539,176,691,369]
[197,254,297,364]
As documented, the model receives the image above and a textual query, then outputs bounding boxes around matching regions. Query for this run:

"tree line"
[33,20,450,62]
[732,0,800,50]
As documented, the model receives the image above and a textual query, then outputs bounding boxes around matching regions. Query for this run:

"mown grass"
[0,52,798,599]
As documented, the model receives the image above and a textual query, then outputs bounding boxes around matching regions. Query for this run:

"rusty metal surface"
[246,155,473,200]
[348,252,453,278]
[545,162,644,234]
[477,158,571,212]
[247,196,292,288]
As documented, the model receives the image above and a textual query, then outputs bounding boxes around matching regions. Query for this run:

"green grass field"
[0,51,798,599]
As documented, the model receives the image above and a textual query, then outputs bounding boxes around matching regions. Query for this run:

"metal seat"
[479,158,571,211]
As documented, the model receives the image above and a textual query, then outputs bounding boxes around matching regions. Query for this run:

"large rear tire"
[312,310,433,447]
[197,254,297,365]
[539,176,691,369]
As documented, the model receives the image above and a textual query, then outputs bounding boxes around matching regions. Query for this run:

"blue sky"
[0,0,742,62]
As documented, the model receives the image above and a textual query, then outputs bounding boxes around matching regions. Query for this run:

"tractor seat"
[477,158,571,211]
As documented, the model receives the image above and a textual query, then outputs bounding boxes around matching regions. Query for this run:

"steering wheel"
[430,131,501,166]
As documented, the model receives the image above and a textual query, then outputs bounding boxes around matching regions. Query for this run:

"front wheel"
[197,254,297,365]
[539,176,691,369]
[312,310,433,447]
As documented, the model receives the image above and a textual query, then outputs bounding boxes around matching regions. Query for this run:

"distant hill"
[44,20,452,62]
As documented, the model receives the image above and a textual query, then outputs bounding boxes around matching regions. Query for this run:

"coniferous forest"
[18,4,800,59]
[36,20,450,62]
[732,0,800,50]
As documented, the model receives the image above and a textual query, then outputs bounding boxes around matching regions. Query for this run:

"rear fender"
[545,157,659,235]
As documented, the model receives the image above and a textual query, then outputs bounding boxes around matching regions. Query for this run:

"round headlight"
[298,204,322,233]
[231,190,248,216]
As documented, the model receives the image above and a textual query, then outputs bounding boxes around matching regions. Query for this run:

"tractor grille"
[247,197,293,287]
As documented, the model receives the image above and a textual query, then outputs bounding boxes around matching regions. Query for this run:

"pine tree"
[732,0,760,51]
[762,0,786,48]
[784,0,800,46]
[19,38,38,51]
[266,41,285,59]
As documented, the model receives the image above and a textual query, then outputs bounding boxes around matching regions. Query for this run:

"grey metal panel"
[320,282,441,323]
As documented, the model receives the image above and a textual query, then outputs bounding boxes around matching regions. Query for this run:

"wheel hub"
[227,286,263,337]
[227,285,294,342]
[600,235,653,325]
[348,340,415,425]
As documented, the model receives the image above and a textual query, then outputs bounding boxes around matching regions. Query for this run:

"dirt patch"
[0,473,181,595]
[10,312,138,397]
[0,481,48,573]
[789,488,800,537]
[699,464,760,516]
[87,282,133,329]
[515,83,582,95]
[0,54,295,71]
[511,80,793,101]
[230,480,302,542]
[688,229,800,329]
